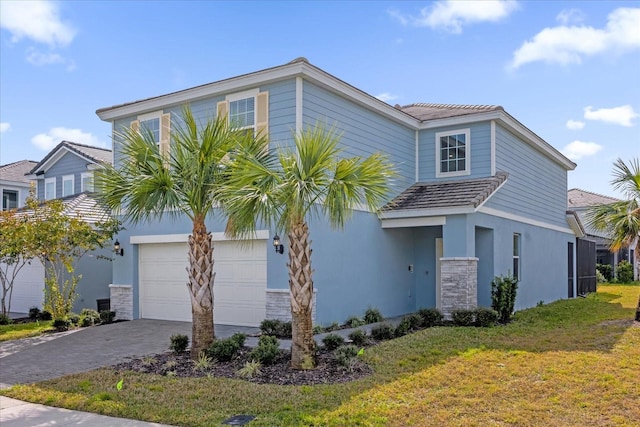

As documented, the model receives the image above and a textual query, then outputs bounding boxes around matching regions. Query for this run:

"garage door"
[2,258,45,313]
[139,240,266,326]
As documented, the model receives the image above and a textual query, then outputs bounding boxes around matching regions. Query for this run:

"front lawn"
[2,285,639,426]
[0,320,54,342]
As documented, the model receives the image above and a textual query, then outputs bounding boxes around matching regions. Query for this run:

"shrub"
[80,316,93,327]
[193,352,212,371]
[169,334,189,354]
[80,309,100,326]
[395,314,422,337]
[364,307,384,324]
[230,332,246,347]
[325,322,341,332]
[68,312,80,325]
[28,306,41,321]
[0,313,12,325]
[322,333,345,350]
[99,310,116,324]
[617,260,634,283]
[452,309,475,326]
[394,320,410,337]
[53,318,71,331]
[491,274,518,323]
[312,325,325,335]
[345,316,365,328]
[596,263,613,281]
[237,360,262,379]
[474,307,499,327]
[335,344,359,370]
[207,337,242,362]
[370,323,395,341]
[39,310,52,321]
[596,269,607,284]
[417,308,443,327]
[250,335,280,365]
[348,328,368,346]
[259,319,292,338]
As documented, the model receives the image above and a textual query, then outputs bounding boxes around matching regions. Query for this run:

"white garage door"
[139,240,266,326]
[2,258,45,313]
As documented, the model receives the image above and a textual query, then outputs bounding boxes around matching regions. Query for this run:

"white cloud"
[562,140,603,160]
[389,0,518,33]
[376,93,399,103]
[0,122,10,133]
[25,48,64,66]
[510,7,640,69]
[584,105,638,127]
[556,9,585,26]
[31,127,105,151]
[566,120,585,130]
[0,0,76,47]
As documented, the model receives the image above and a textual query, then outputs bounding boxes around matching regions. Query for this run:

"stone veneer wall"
[109,284,133,320]
[440,258,478,318]
[266,288,317,322]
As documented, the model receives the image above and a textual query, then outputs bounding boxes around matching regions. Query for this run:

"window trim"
[45,177,56,200]
[137,111,162,146]
[81,172,94,192]
[513,233,521,280]
[2,189,18,211]
[62,174,74,197]
[435,128,471,178]
[226,88,259,133]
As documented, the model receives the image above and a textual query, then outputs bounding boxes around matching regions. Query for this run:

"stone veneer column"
[108,284,133,320]
[440,257,478,318]
[266,289,317,322]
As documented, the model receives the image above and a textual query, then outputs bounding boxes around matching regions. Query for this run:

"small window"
[62,175,74,197]
[435,129,470,178]
[140,117,160,147]
[45,177,56,200]
[229,97,255,130]
[513,233,521,280]
[2,190,18,210]
[81,172,94,192]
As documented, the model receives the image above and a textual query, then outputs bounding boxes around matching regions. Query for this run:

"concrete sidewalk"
[0,396,176,426]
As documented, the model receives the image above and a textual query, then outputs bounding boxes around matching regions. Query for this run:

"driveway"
[0,319,260,389]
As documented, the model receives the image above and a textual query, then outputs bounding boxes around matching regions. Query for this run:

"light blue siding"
[302,81,415,194]
[62,247,113,313]
[485,123,568,228]
[413,226,442,310]
[36,151,93,199]
[418,122,492,181]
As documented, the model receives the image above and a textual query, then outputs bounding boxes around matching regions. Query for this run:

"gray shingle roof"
[0,160,38,183]
[567,188,619,208]
[383,172,508,212]
[15,192,111,224]
[398,103,504,121]
[28,141,112,174]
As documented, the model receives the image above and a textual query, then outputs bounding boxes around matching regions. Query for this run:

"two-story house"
[96,58,580,326]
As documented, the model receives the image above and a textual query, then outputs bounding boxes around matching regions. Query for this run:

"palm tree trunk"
[288,221,315,369]
[187,215,215,359]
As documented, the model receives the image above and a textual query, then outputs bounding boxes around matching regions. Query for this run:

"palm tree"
[222,124,395,369]
[587,158,640,279]
[96,106,260,358]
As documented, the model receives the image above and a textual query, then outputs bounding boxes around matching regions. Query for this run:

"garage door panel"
[139,240,266,326]
[3,259,45,313]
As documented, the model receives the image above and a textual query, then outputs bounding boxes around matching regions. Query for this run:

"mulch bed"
[112,347,373,385]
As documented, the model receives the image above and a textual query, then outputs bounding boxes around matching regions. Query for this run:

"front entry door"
[436,238,443,309]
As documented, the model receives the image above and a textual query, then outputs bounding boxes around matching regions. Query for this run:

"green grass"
[2,285,639,426]
[0,320,54,342]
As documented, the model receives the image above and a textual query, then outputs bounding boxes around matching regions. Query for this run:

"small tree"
[491,274,518,323]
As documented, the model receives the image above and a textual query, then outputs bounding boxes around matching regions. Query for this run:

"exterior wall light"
[273,234,284,254]
[114,240,124,256]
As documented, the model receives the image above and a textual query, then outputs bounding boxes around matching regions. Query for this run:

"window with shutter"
[218,89,269,140]
[133,111,171,161]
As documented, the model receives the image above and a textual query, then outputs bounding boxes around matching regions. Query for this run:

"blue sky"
[1,0,638,197]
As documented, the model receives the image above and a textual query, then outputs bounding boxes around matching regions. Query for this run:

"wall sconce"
[114,240,124,256]
[273,234,284,254]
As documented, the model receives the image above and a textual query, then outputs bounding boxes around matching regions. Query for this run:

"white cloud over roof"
[389,0,517,33]
[584,105,638,127]
[31,127,106,151]
[375,93,399,103]
[509,7,640,69]
[561,140,603,160]
[566,120,585,130]
[0,0,76,47]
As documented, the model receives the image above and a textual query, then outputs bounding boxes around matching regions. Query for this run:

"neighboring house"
[568,188,637,279]
[0,160,38,210]
[96,58,580,326]
[6,141,115,314]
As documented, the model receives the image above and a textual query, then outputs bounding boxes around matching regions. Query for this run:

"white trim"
[379,206,476,219]
[490,120,496,176]
[566,213,585,238]
[44,177,56,200]
[32,146,101,175]
[435,128,471,178]
[137,110,163,121]
[296,77,303,135]
[130,230,270,244]
[415,130,419,182]
[226,89,258,132]
[478,206,575,234]
[381,216,446,228]
[225,88,259,103]
[109,284,132,289]
[440,257,479,261]
[62,174,74,197]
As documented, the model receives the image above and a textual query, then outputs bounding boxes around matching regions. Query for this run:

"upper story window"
[81,172,94,192]
[218,89,269,139]
[229,97,255,130]
[62,175,74,197]
[2,190,18,211]
[45,177,56,200]
[132,111,171,160]
[435,129,470,178]
[137,112,161,148]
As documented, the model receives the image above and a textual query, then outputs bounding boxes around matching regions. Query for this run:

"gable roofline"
[568,188,620,208]
[95,57,575,171]
[28,141,112,176]
[0,160,39,184]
